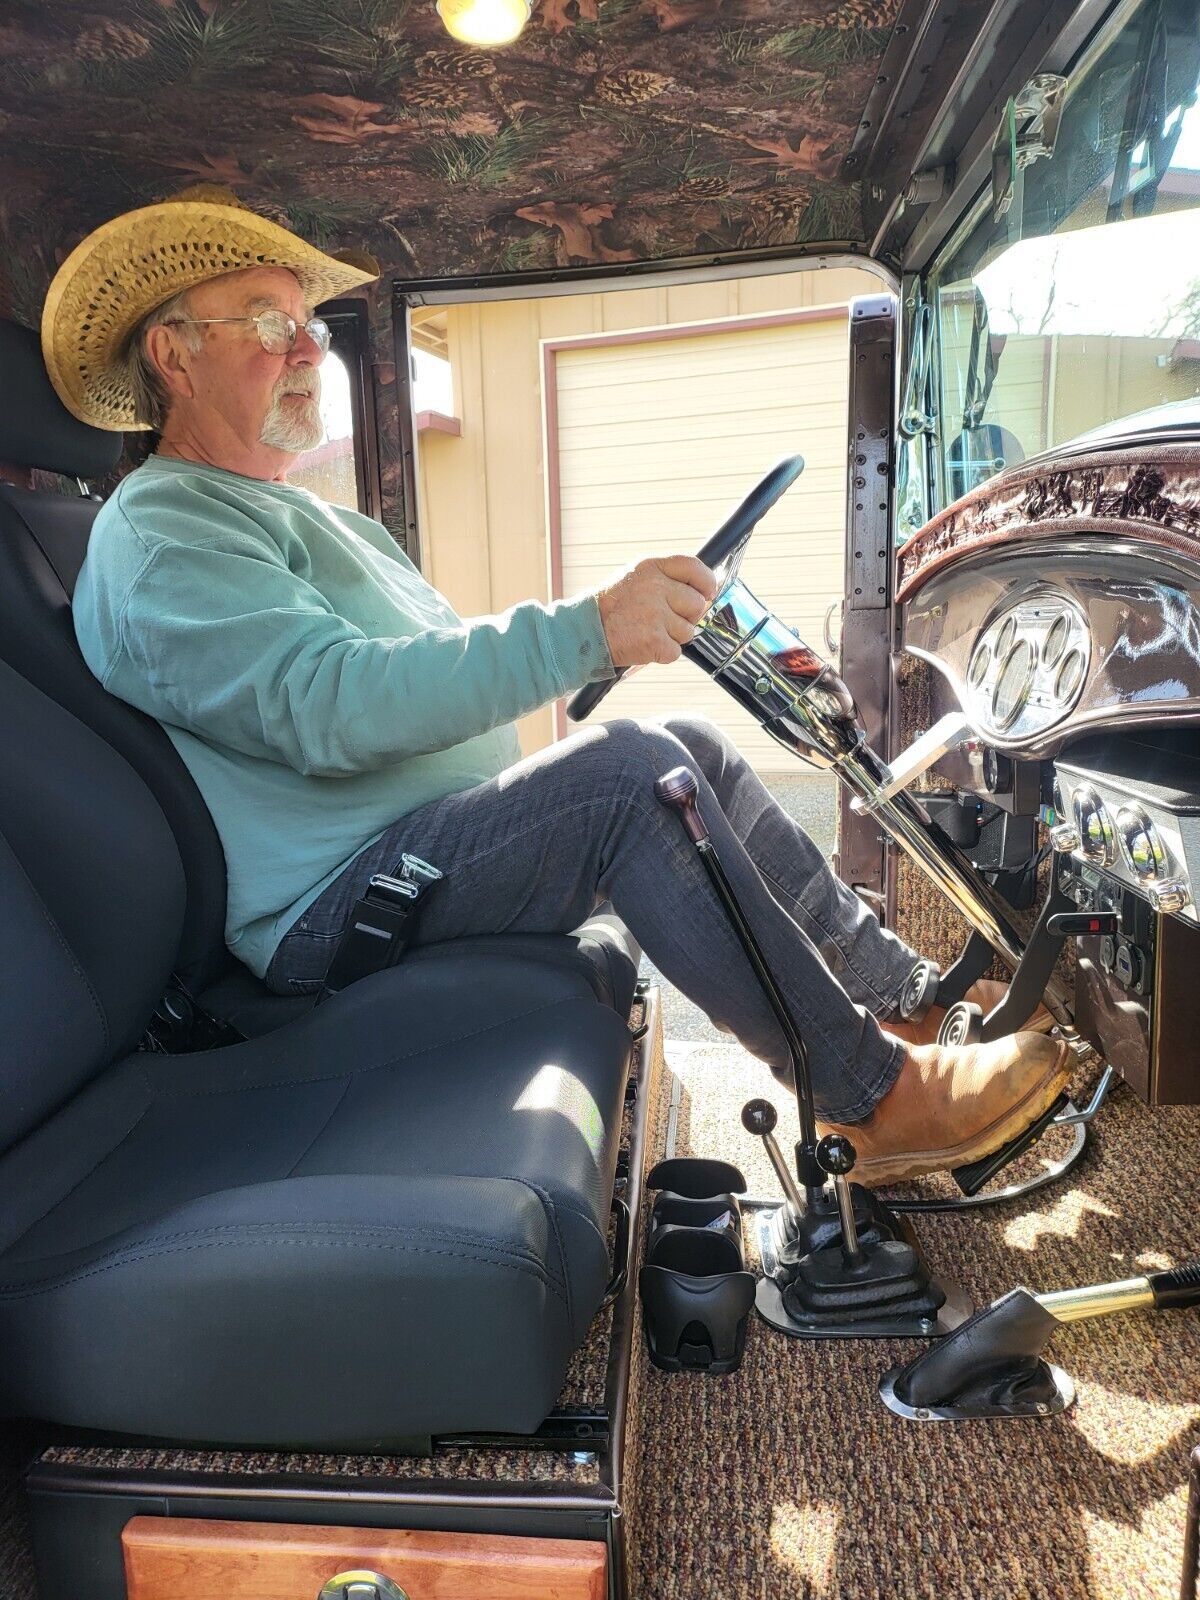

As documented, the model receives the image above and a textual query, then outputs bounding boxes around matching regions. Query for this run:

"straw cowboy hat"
[41,187,379,432]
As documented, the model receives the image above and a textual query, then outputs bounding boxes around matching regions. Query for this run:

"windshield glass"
[928,0,1200,505]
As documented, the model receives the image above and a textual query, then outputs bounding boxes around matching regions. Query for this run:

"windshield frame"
[914,0,1200,518]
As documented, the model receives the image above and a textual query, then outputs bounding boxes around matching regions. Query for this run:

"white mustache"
[275,375,320,401]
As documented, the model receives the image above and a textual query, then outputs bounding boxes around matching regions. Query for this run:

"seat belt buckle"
[319,854,443,1000]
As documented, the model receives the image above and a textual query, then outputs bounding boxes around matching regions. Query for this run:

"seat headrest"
[0,320,123,480]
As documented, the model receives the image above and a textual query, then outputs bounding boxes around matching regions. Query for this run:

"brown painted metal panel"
[1150,912,1200,1105]
[123,1517,608,1600]
[1075,911,1200,1106]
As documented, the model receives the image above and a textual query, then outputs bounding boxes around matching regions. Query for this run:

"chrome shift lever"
[742,1099,807,1219]
[816,1133,865,1267]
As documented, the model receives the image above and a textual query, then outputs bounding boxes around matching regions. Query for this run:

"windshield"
[928,0,1200,506]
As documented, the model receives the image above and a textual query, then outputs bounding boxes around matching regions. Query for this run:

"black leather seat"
[0,319,640,1444]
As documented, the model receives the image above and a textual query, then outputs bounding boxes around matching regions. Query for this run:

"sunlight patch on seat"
[513,1064,604,1163]
[768,1500,838,1593]
[1002,1189,1117,1252]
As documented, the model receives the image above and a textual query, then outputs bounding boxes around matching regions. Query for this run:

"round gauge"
[1117,805,1166,881]
[1074,786,1115,865]
[1042,613,1070,669]
[1055,648,1086,706]
[991,638,1034,729]
[995,615,1017,658]
[967,642,991,689]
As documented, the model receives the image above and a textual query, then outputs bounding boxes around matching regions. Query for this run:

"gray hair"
[121,287,203,431]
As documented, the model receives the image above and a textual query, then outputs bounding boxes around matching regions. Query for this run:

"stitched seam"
[522,1183,573,1327]
[0,1235,568,1308]
[1,842,110,1054]
[284,1080,353,1177]
[3,1103,152,1254]
[2,1220,560,1284]
[151,995,581,1100]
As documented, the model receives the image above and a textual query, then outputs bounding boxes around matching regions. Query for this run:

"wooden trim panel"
[123,1517,607,1600]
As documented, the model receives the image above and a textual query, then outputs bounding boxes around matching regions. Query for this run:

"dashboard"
[903,546,1200,758]
[894,441,1200,1096]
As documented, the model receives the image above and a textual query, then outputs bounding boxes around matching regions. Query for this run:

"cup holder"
[640,1158,756,1375]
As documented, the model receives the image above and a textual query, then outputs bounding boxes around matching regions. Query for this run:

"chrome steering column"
[685,575,1075,1029]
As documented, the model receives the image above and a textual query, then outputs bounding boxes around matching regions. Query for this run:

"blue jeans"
[265,715,917,1123]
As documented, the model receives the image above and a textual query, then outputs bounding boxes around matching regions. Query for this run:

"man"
[46,191,1067,1184]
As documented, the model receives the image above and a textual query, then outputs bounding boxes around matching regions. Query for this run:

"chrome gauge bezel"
[1073,784,1115,866]
[1116,803,1168,881]
[964,595,1091,740]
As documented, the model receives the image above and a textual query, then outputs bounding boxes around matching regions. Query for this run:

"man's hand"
[595,556,719,670]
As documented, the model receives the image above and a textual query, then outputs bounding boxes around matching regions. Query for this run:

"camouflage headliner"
[0,0,902,322]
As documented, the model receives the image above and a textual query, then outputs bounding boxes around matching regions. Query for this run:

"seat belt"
[141,974,247,1054]
[319,853,444,1002]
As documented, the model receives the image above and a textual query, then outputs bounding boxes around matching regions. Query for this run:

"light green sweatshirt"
[72,454,613,978]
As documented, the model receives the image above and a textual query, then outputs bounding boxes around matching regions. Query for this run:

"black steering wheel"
[567,454,805,722]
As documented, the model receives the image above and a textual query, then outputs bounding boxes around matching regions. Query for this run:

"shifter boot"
[783,1239,946,1323]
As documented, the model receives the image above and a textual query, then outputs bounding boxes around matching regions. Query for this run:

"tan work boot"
[885,977,1055,1048]
[818,1031,1071,1186]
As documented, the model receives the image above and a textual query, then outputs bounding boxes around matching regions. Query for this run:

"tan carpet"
[625,1039,1200,1600]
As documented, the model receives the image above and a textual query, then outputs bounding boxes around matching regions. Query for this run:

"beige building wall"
[413,264,882,754]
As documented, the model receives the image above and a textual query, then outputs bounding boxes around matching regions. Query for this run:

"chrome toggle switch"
[1147,878,1191,915]
[1049,821,1081,853]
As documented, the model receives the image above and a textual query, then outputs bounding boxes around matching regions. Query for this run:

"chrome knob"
[1050,822,1081,853]
[1148,878,1191,915]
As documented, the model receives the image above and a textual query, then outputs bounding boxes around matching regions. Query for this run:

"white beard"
[259,375,325,454]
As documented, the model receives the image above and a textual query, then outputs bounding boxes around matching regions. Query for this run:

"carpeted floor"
[626,1039,1200,1600]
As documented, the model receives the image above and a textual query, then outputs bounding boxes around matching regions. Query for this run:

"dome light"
[436,0,531,46]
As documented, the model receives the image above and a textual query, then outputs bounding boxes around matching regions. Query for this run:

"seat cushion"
[0,951,633,1446]
[198,908,642,1040]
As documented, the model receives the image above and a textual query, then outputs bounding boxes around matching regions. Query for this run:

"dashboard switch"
[1148,878,1191,915]
[1050,821,1081,853]
[1046,910,1122,938]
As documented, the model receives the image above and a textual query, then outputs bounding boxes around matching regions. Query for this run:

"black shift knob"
[742,1098,778,1136]
[816,1133,856,1175]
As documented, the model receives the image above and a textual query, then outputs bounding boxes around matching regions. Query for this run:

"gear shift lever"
[816,1133,865,1269]
[654,765,824,1205]
[655,764,970,1341]
[741,1099,807,1219]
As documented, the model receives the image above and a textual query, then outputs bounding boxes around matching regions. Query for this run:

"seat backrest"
[0,318,231,994]
[0,655,185,1151]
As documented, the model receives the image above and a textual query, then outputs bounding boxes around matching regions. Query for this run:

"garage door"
[550,310,850,774]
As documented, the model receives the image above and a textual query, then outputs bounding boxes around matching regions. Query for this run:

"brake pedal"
[951,1092,1072,1196]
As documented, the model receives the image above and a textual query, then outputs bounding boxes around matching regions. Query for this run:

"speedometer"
[991,639,1034,729]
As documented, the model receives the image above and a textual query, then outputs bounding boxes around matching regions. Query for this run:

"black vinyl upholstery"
[0,320,122,480]
[0,319,641,1443]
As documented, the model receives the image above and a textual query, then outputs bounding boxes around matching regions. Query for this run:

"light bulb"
[435,0,531,46]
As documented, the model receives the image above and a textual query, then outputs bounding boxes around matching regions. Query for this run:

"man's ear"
[144,324,197,402]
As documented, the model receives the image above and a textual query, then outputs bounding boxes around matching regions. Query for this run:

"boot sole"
[850,1042,1072,1187]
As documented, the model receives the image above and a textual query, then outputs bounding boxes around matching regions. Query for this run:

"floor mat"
[626,1040,1200,1600]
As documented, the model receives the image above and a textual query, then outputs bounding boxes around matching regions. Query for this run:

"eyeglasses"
[165,310,331,356]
